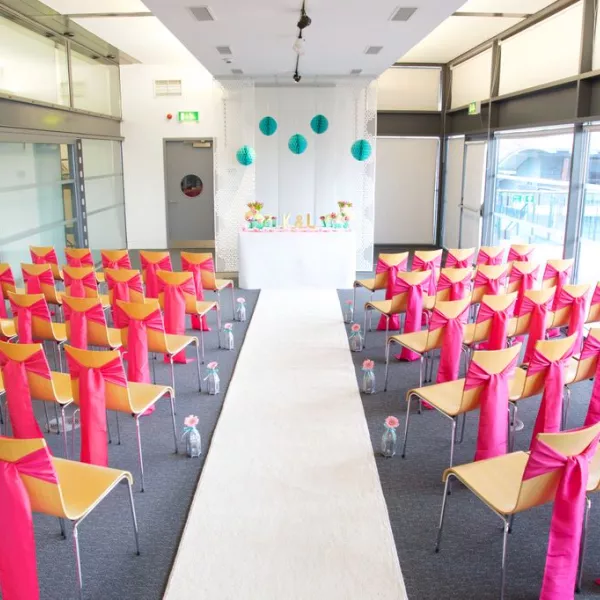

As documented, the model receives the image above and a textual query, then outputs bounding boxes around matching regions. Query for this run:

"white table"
[239,229,356,289]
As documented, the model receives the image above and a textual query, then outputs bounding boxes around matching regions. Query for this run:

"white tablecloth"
[239,230,356,289]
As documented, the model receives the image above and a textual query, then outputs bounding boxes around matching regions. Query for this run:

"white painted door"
[459,141,488,249]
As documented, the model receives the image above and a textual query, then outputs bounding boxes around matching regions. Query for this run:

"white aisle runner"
[164,290,407,600]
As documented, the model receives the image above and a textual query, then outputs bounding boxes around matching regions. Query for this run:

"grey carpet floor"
[26,285,259,600]
[339,286,600,600]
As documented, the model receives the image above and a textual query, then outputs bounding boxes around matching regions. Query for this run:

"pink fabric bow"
[519,292,554,364]
[9,297,51,344]
[66,251,94,268]
[181,256,215,332]
[553,287,591,353]
[509,264,540,315]
[508,247,534,262]
[477,248,505,266]
[396,274,431,361]
[581,335,600,426]
[141,255,173,299]
[465,354,518,460]
[591,284,600,312]
[0,446,58,600]
[160,277,195,363]
[412,254,442,296]
[430,305,469,383]
[0,349,51,441]
[66,353,128,466]
[23,269,54,295]
[528,341,575,446]
[436,272,471,301]
[106,272,144,328]
[375,257,408,331]
[473,268,508,296]
[0,267,15,319]
[446,251,474,269]
[476,296,517,351]
[101,253,132,270]
[64,270,97,299]
[30,248,58,267]
[524,432,600,600]
[63,302,107,350]
[543,264,572,308]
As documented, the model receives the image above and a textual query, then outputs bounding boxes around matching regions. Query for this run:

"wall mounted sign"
[468,101,481,116]
[178,111,200,123]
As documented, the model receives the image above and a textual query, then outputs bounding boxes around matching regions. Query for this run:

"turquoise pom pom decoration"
[259,116,278,136]
[236,145,255,166]
[351,139,372,162]
[310,114,329,134]
[288,134,308,155]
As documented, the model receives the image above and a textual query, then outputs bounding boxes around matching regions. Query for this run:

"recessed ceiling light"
[231,68,243,75]
[188,6,215,21]
[365,46,383,55]
[390,7,417,21]
[216,46,232,55]
[350,69,363,75]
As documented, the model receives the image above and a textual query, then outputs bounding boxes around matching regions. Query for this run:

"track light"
[293,71,302,83]
[292,36,305,55]
[297,13,311,30]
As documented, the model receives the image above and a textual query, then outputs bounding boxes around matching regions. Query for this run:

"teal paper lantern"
[236,145,255,166]
[310,114,329,134]
[259,116,278,136]
[288,134,308,155]
[351,139,372,162]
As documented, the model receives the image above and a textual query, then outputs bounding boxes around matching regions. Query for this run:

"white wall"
[450,49,492,109]
[443,136,465,249]
[120,63,218,249]
[377,67,441,111]
[375,137,439,245]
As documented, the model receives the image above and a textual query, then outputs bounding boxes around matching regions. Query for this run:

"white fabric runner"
[163,290,407,600]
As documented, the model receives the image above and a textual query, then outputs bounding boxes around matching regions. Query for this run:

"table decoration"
[222,323,234,350]
[204,361,220,395]
[182,415,202,458]
[235,297,247,322]
[344,299,353,323]
[362,359,376,394]
[381,416,399,457]
[349,323,363,352]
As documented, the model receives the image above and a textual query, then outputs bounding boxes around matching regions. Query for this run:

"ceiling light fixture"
[292,1,311,83]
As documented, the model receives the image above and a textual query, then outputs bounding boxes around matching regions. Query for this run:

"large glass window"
[490,129,574,261]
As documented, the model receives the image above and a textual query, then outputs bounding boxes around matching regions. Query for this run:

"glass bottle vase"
[206,371,220,395]
[381,427,397,457]
[184,427,202,458]
[223,329,234,351]
[344,303,354,324]
[362,370,375,394]
[235,303,247,322]
[349,332,364,352]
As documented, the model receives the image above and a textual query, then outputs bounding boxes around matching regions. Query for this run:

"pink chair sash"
[0,268,15,319]
[63,302,107,350]
[66,251,94,268]
[543,264,572,307]
[465,355,518,461]
[524,432,600,600]
[591,284,600,311]
[553,287,590,353]
[0,349,51,441]
[106,273,144,328]
[397,274,431,361]
[9,298,51,344]
[508,247,534,262]
[412,255,442,296]
[477,248,505,266]
[510,264,540,315]
[375,257,408,331]
[181,256,214,332]
[141,255,173,299]
[473,268,508,296]
[430,305,469,383]
[64,270,97,299]
[528,342,575,446]
[23,269,54,295]
[519,292,554,364]
[0,446,58,600]
[161,277,195,363]
[66,354,127,466]
[102,254,132,270]
[476,297,517,351]
[30,248,58,266]
[446,251,474,269]
[581,335,600,426]
[436,272,471,301]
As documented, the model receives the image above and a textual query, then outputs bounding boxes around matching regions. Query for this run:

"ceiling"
[139,0,465,77]
[399,0,559,63]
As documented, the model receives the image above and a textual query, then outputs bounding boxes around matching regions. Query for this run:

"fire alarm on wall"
[166,113,173,120]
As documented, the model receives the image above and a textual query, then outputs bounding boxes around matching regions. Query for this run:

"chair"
[586,282,600,325]
[471,264,509,306]
[542,258,573,293]
[117,299,202,397]
[105,268,145,327]
[29,245,63,281]
[549,284,592,351]
[0,341,73,455]
[0,436,140,599]
[65,248,105,284]
[423,267,472,311]
[62,296,122,351]
[508,287,555,341]
[445,247,475,269]
[477,245,506,265]
[435,424,600,600]
[100,249,132,270]
[63,265,110,309]
[0,263,22,318]
[65,345,176,492]
[139,250,173,299]
[508,243,535,262]
[403,344,521,468]
[384,298,471,391]
[8,292,67,370]
[181,251,236,319]
[157,270,220,361]
[352,252,408,325]
[506,261,541,305]
[0,318,17,341]
[21,263,63,313]
[412,249,443,296]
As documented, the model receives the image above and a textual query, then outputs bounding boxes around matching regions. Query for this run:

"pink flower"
[237,297,246,303]
[362,359,374,370]
[184,415,199,428]
[351,323,361,332]
[207,361,218,370]
[345,300,353,305]
[224,323,233,331]
[385,416,400,429]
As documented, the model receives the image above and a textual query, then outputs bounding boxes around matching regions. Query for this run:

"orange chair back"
[473,292,519,341]
[63,265,100,299]
[29,246,62,280]
[62,296,112,347]
[65,248,95,268]
[571,328,600,384]
[8,292,57,341]
[433,267,472,303]
[156,270,197,314]
[551,283,592,329]
[387,270,431,313]
[21,263,60,305]
[0,263,18,296]
[542,259,574,290]
[588,283,600,324]
[471,264,509,304]
[368,252,409,290]
[445,247,475,267]
[477,246,505,264]
[105,268,145,305]
[181,251,223,291]
[117,299,170,354]
[511,287,555,337]
[424,297,470,351]
[101,249,131,270]
[507,261,541,294]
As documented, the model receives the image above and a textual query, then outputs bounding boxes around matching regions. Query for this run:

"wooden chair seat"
[355,278,377,292]
[388,330,429,354]
[127,382,174,414]
[165,334,196,356]
[49,372,74,404]
[213,278,233,292]
[410,379,466,416]
[195,300,217,315]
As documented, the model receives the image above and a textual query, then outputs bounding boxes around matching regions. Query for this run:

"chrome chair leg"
[449,418,457,468]
[73,523,84,600]
[168,391,178,453]
[418,354,424,388]
[106,410,112,444]
[230,283,235,321]
[363,308,369,348]
[458,413,467,444]
[401,394,413,458]
[126,480,141,555]
[194,340,202,392]
[500,519,510,600]
[58,517,66,539]
[43,402,51,433]
[216,305,222,348]
[169,356,176,398]
[368,292,374,331]
[71,409,79,459]
[435,475,453,552]
[351,285,357,324]
[61,406,68,458]
[384,340,391,391]
[576,497,591,593]
[53,402,61,435]
[115,411,121,445]
[135,416,145,492]
[199,328,205,363]
[151,353,156,383]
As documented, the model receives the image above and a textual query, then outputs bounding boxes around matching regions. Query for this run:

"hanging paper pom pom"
[288,134,308,155]
[351,139,372,162]
[259,116,278,136]
[310,114,329,134]
[236,145,256,166]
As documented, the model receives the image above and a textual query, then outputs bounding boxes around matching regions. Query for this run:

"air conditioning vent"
[390,7,417,21]
[350,69,363,75]
[216,46,232,55]
[231,68,244,75]
[154,79,182,97]
[188,6,215,21]
[365,46,383,55]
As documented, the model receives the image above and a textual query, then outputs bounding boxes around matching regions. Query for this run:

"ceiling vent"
[350,69,363,75]
[188,6,215,21]
[216,46,232,55]
[365,46,383,55]
[231,68,244,75]
[390,7,417,21]
[154,79,182,97]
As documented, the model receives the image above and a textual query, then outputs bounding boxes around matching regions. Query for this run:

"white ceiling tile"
[457,0,558,13]
[42,0,150,15]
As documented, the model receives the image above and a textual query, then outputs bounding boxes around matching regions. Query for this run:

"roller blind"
[451,49,492,109]
[377,67,441,111]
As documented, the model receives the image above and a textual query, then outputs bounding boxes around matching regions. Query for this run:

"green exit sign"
[178,111,199,123]
[468,101,481,116]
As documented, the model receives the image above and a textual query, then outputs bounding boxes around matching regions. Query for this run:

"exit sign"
[178,111,199,123]
[468,101,481,116]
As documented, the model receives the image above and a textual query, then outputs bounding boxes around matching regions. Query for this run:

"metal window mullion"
[65,39,75,109]
[73,139,88,247]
